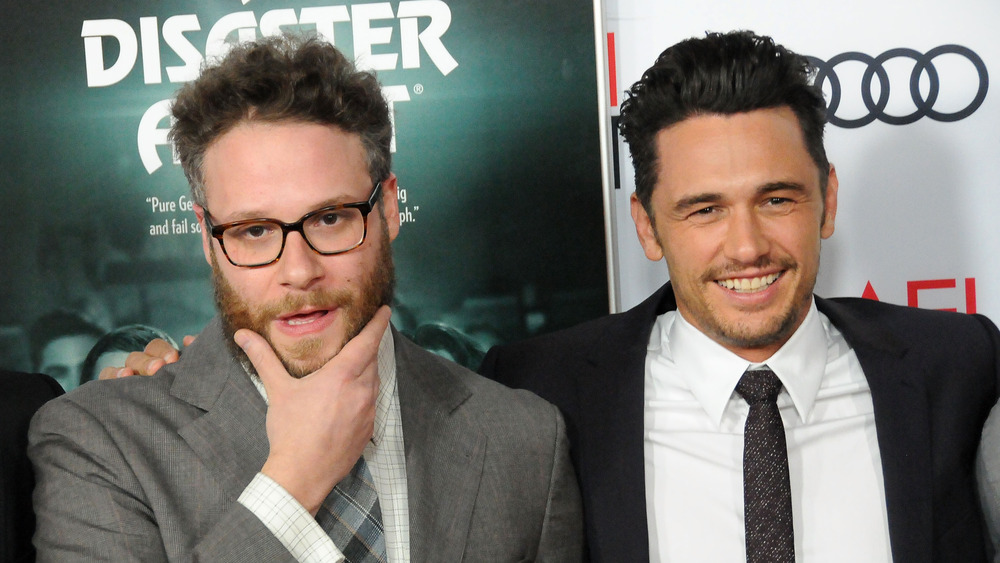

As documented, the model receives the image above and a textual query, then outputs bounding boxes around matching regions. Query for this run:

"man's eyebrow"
[758,181,808,196]
[213,197,355,223]
[673,192,723,213]
[219,210,270,222]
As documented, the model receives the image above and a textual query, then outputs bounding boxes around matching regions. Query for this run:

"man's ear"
[193,204,213,265]
[380,173,400,241]
[820,164,839,240]
[630,192,664,262]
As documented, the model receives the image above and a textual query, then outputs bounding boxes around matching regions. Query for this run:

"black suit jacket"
[481,282,1000,562]
[0,370,63,563]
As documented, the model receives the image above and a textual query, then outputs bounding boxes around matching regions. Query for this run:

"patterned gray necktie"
[315,456,387,563]
[735,368,794,563]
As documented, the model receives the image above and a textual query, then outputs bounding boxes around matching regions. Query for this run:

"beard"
[212,221,395,379]
[692,255,813,351]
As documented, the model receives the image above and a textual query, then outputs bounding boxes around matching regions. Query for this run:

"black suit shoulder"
[823,295,999,335]
[478,317,608,408]
[399,333,564,432]
[480,283,672,398]
[820,297,1000,377]
[0,371,63,563]
[0,371,64,452]
[0,369,63,407]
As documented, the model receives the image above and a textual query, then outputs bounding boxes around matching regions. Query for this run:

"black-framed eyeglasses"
[204,182,382,267]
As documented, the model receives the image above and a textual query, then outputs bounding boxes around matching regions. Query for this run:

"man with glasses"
[28,35,582,562]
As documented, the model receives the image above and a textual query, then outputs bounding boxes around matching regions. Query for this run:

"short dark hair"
[619,30,829,214]
[170,35,392,207]
[79,324,178,385]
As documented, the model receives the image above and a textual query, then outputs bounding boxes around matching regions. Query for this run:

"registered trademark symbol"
[413,84,424,95]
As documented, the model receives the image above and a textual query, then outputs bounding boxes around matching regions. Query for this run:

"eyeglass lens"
[222,207,366,266]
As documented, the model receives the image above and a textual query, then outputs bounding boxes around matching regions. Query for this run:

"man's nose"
[724,210,770,264]
[276,232,325,289]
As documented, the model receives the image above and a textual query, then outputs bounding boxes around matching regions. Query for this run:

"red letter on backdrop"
[965,277,977,314]
[906,278,976,313]
[862,281,880,301]
[608,33,617,107]
[907,279,957,312]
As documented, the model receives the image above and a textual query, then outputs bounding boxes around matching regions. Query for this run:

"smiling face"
[196,121,399,377]
[630,106,838,362]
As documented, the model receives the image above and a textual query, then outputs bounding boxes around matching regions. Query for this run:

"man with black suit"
[482,31,1000,562]
[0,370,62,563]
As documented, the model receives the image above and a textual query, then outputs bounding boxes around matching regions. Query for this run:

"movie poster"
[0,0,609,391]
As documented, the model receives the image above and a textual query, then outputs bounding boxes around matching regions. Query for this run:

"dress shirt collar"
[371,326,396,447]
[245,325,397,447]
[662,298,827,425]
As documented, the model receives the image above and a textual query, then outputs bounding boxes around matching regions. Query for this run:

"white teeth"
[717,272,780,293]
[286,316,317,326]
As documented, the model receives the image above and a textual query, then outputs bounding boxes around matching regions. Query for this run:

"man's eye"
[312,210,354,229]
[318,212,342,226]
[230,223,274,240]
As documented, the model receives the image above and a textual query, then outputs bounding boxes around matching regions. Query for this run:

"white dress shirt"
[644,300,893,562]
[238,326,410,562]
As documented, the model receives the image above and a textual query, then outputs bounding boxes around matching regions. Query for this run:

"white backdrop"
[604,0,1000,320]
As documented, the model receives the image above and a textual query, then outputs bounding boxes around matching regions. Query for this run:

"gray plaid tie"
[736,368,794,563]
[315,456,387,563]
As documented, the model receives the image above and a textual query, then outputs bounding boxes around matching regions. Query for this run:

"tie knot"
[735,368,783,405]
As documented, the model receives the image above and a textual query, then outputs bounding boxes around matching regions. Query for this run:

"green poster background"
[0,0,608,388]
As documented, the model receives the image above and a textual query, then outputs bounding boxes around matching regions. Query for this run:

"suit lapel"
[817,298,932,563]
[170,318,270,495]
[395,332,485,563]
[577,290,933,561]
[575,284,676,563]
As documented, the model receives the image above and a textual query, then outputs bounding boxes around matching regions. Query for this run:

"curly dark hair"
[619,30,829,216]
[170,35,392,206]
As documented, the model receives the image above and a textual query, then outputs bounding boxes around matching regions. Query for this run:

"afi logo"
[863,278,977,313]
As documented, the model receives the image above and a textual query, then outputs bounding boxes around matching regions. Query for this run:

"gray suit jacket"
[29,318,582,562]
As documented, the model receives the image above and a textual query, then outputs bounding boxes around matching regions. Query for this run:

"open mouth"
[281,309,330,326]
[716,272,781,293]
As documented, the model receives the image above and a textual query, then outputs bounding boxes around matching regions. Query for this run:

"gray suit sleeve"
[978,402,1000,563]
[975,312,1000,562]
[28,399,294,563]
[536,404,584,562]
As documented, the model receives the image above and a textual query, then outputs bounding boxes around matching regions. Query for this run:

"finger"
[182,335,197,347]
[98,367,134,380]
[125,351,166,376]
[144,338,180,363]
[234,329,288,395]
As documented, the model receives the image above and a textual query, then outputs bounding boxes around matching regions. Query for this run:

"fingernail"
[234,331,249,349]
[115,368,128,378]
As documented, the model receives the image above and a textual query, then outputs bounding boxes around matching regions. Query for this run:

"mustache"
[706,257,796,280]
[257,288,353,321]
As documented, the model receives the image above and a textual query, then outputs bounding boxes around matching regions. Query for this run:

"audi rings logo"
[808,46,989,128]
